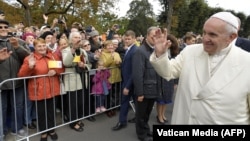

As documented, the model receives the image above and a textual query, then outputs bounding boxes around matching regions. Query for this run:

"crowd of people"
[1,9,250,141]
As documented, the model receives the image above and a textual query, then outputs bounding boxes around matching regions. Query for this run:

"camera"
[7,32,16,37]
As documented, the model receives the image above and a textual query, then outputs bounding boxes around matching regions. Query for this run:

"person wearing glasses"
[0,19,30,138]
[81,39,100,122]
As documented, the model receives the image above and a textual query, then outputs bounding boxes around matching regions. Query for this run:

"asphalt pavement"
[4,103,173,141]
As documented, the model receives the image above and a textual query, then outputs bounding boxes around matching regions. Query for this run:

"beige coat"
[150,43,250,124]
[61,47,90,91]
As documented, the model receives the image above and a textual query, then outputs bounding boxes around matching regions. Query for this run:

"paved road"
[38,103,172,141]
[5,103,173,141]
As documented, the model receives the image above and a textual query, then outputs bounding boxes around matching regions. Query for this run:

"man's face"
[0,23,8,37]
[186,37,196,45]
[202,18,236,55]
[146,29,157,46]
[124,35,135,47]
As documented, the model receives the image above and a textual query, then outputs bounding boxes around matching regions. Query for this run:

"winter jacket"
[132,42,162,99]
[0,37,30,90]
[91,69,111,95]
[18,51,64,100]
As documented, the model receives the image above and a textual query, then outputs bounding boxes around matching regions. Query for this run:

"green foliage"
[242,16,250,38]
[1,0,250,38]
[157,0,250,38]
[126,0,158,36]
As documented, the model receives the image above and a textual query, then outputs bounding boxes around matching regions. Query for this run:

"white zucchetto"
[211,12,238,29]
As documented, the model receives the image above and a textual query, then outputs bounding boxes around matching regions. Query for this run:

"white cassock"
[150,41,250,124]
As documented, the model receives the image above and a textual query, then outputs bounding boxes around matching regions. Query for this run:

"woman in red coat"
[18,38,64,141]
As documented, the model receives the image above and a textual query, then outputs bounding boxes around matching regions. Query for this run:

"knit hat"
[39,31,53,39]
[22,32,36,40]
[211,12,238,29]
[89,30,99,37]
[0,19,9,25]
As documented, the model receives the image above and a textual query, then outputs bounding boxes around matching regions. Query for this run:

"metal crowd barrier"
[0,67,123,141]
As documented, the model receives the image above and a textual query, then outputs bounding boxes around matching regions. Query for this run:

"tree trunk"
[167,0,174,33]
[25,8,32,26]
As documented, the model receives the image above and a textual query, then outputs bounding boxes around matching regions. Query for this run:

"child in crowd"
[91,60,111,113]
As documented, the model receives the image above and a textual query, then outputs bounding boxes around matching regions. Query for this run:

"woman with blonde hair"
[100,40,122,117]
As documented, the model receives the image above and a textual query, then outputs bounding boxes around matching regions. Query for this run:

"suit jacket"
[150,43,250,124]
[121,44,137,90]
[236,37,250,52]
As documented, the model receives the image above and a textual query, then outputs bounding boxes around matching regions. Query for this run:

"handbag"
[75,65,85,73]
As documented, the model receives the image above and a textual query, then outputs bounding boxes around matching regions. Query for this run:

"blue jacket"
[236,37,250,52]
[121,44,137,90]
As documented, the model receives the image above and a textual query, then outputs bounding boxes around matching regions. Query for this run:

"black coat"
[0,37,30,89]
[132,42,161,99]
[236,37,250,52]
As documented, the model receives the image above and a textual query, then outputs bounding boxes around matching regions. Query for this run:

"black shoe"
[128,117,136,123]
[78,121,85,127]
[156,116,165,125]
[70,124,84,132]
[49,132,58,141]
[163,118,168,123]
[143,137,153,141]
[138,136,153,141]
[112,122,127,131]
[40,137,48,141]
[87,117,96,122]
[24,123,36,129]
[147,131,153,137]
[40,134,48,141]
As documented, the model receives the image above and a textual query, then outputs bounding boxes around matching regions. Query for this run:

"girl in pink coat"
[91,60,111,113]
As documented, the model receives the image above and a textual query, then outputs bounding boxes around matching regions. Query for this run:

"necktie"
[124,49,129,56]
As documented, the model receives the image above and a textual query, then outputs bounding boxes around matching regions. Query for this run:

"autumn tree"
[2,0,119,33]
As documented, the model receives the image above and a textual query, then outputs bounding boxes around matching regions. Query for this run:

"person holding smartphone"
[0,19,30,138]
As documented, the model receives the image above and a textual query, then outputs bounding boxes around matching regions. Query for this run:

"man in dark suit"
[132,26,163,141]
[235,17,250,52]
[236,37,250,52]
[112,30,137,131]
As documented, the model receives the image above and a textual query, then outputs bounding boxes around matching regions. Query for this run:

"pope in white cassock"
[150,12,250,124]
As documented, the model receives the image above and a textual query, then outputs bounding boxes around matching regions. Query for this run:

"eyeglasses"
[0,26,8,29]
[83,44,90,47]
